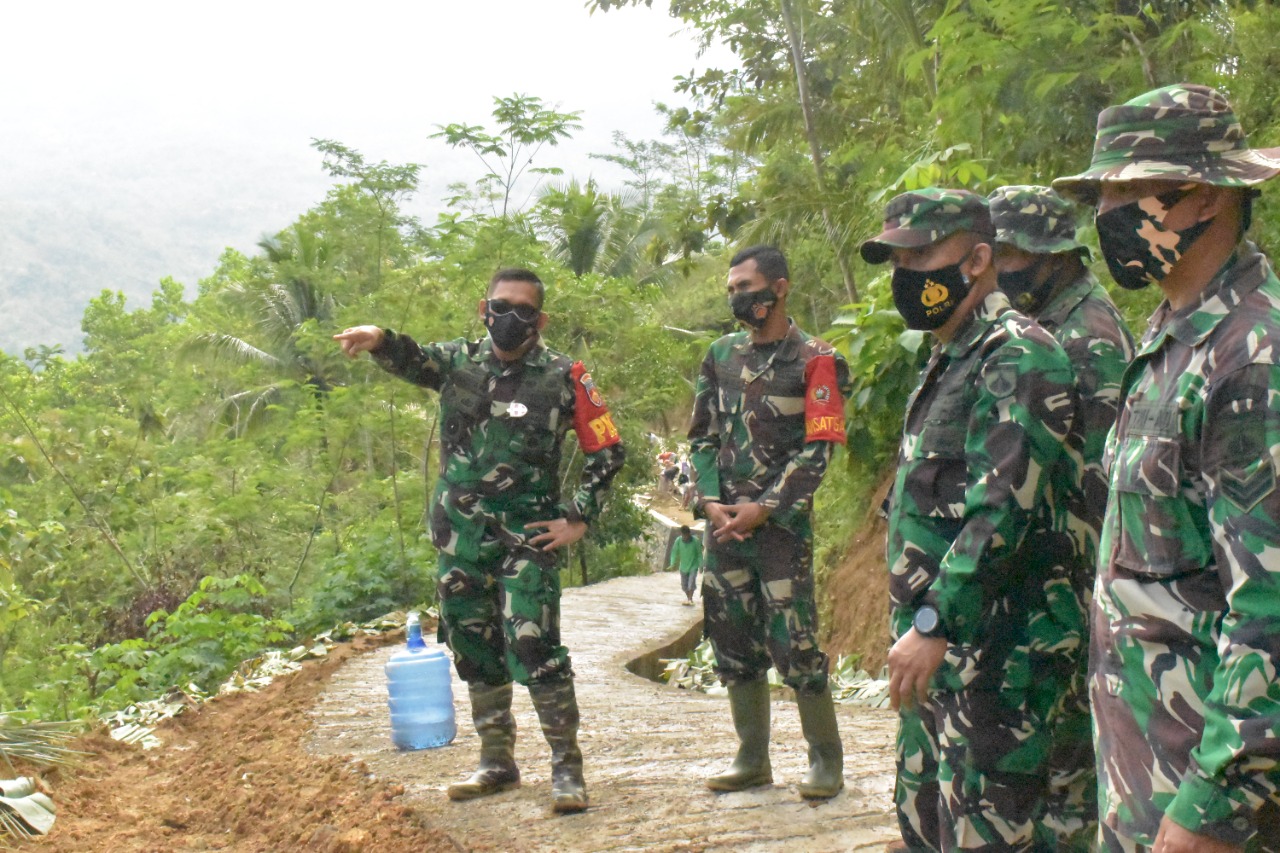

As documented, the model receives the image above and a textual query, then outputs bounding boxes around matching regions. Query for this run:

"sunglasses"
[486,299,540,323]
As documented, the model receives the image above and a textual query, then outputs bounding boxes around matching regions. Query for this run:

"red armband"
[804,354,846,443]
[571,362,621,453]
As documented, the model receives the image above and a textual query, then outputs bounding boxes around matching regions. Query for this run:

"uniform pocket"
[1112,435,1210,576]
[718,386,743,415]
[904,421,967,519]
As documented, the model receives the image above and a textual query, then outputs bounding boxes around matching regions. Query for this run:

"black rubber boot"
[796,687,844,799]
[447,681,520,801]
[528,677,588,813]
[706,678,773,791]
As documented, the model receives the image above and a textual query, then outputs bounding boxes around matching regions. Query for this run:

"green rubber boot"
[528,677,588,814]
[796,687,844,799]
[447,682,521,801]
[706,678,773,791]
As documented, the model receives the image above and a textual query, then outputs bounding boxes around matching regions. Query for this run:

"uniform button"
[1233,816,1250,832]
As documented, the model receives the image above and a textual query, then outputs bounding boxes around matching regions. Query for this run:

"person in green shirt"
[667,524,703,605]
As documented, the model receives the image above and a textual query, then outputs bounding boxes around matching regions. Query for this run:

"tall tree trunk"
[388,393,408,566]
[779,0,859,304]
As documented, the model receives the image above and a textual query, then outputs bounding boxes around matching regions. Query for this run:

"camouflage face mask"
[729,285,779,329]
[1095,186,1213,290]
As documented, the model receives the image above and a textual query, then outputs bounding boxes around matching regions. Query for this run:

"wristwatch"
[912,604,944,638]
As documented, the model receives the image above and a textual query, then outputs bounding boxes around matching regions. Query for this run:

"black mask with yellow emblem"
[891,256,971,331]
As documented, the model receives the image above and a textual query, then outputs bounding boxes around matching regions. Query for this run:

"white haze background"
[0,0,732,353]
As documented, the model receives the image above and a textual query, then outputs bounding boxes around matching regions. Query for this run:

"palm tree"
[535,179,671,283]
[184,229,342,436]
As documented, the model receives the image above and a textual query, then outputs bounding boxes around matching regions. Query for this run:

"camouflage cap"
[860,188,994,265]
[1053,83,1280,206]
[988,185,1088,256]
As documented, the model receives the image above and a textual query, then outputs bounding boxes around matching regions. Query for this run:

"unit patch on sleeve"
[804,355,846,443]
[571,361,621,452]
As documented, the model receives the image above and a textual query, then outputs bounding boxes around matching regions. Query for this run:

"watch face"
[914,606,939,635]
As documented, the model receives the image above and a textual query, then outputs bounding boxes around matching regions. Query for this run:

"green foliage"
[290,524,437,636]
[535,179,667,281]
[433,94,583,220]
[88,575,292,710]
[828,277,929,466]
[12,0,1280,723]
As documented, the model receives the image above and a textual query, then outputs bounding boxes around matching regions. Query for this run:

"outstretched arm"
[333,325,385,357]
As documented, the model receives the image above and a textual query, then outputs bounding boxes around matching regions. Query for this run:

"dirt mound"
[824,473,894,674]
[36,634,459,852]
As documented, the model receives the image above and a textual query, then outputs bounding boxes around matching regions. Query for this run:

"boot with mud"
[447,681,521,801]
[706,677,773,792]
[528,677,588,814]
[795,686,844,799]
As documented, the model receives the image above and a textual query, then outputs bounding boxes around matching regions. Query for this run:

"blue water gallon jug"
[385,612,457,750]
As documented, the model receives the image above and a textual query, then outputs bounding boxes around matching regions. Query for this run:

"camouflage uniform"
[863,189,1079,851]
[372,332,625,686]
[990,186,1137,851]
[688,321,850,692]
[1054,85,1280,850]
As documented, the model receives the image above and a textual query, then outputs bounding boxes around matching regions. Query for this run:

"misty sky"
[2,0,732,268]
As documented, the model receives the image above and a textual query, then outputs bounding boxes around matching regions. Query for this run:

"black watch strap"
[913,604,943,638]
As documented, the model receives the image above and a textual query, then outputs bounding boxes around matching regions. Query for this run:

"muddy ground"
[32,633,460,852]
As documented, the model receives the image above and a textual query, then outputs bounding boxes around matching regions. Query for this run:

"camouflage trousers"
[896,689,1056,852]
[702,516,829,692]
[892,610,1059,852]
[434,513,571,687]
[1042,639,1097,852]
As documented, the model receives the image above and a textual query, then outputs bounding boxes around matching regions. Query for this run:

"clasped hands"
[703,501,770,543]
[524,518,587,551]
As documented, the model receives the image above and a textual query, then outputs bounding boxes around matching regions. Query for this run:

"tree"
[535,179,666,281]
[184,271,341,437]
[432,94,583,220]
[589,131,676,212]
[310,139,422,291]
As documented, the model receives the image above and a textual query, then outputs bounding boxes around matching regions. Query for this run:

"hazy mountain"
[0,138,331,356]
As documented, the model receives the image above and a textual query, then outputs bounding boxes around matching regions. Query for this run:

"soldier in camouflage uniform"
[688,245,852,800]
[1053,84,1280,853]
[861,189,1079,851]
[988,185,1137,851]
[333,267,625,814]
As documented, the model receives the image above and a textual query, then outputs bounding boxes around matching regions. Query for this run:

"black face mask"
[485,306,537,352]
[729,286,778,329]
[997,257,1052,314]
[891,258,970,331]
[1095,186,1213,290]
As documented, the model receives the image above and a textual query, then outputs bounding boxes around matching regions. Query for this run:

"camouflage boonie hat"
[1054,83,1280,205]
[988,185,1089,256]
[860,188,994,265]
